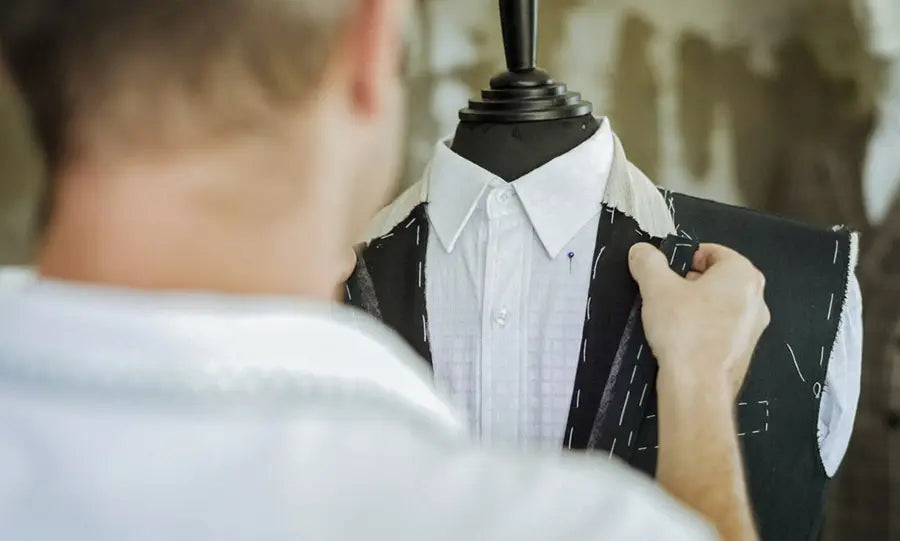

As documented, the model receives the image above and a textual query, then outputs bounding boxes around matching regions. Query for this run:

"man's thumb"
[629,243,677,295]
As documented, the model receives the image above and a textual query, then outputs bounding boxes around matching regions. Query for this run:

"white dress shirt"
[0,271,715,540]
[377,118,862,475]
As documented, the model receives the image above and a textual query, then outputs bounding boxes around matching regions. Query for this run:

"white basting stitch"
[639,383,648,406]
[682,262,687,273]
[827,293,834,321]
[628,431,633,447]
[669,245,678,265]
[618,391,631,426]
[380,232,394,239]
[680,230,693,240]
[405,217,416,229]
[833,240,839,264]
[638,446,648,451]
[637,344,643,359]
[587,297,592,320]
[592,246,606,278]
[416,226,421,246]
[758,400,769,405]
[422,315,428,342]
[418,261,423,288]
[738,433,746,437]
[609,438,617,458]
[345,284,352,301]
[576,389,581,408]
[630,365,637,384]
[786,343,806,383]
[738,402,748,406]
[752,430,761,434]
[765,423,768,432]
[820,346,825,367]
[567,427,574,449]
[582,338,587,363]
[646,414,656,419]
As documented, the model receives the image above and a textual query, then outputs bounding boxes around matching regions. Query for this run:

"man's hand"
[628,242,768,541]
[629,242,770,399]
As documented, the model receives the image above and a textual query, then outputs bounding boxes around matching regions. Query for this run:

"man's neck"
[38,146,349,300]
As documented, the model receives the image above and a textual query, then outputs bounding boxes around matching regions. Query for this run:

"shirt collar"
[426,118,614,258]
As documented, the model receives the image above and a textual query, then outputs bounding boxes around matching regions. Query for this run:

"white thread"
[765,423,768,432]
[609,438,617,458]
[752,430,761,434]
[638,446,648,451]
[582,339,587,363]
[766,408,769,418]
[681,231,693,240]
[380,232,394,239]
[587,297,591,320]
[639,383,648,406]
[738,402,748,406]
[567,427,574,449]
[682,262,687,273]
[608,208,616,224]
[576,389,581,408]
[593,247,606,279]
[738,433,746,437]
[827,293,834,321]
[416,226,420,246]
[628,431,634,447]
[637,344,643,359]
[813,381,822,399]
[669,245,678,265]
[422,315,428,342]
[833,240,839,264]
[646,414,656,419]
[405,217,416,229]
[630,365,637,384]
[758,400,769,405]
[786,343,806,383]
[618,391,631,426]
[418,261,423,288]
[345,284,352,301]
[820,346,825,367]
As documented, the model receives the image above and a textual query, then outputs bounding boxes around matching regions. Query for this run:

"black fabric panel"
[345,204,433,366]
[656,190,852,541]
[562,206,648,449]
[588,236,698,462]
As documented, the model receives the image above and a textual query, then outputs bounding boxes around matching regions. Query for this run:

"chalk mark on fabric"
[593,247,606,279]
[618,391,631,426]
[786,343,806,383]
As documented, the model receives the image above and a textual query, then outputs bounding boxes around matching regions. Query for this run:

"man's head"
[0,0,408,295]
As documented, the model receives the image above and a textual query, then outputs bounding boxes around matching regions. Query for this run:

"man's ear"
[347,0,403,118]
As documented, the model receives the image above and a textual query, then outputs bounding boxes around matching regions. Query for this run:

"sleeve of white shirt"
[817,273,863,477]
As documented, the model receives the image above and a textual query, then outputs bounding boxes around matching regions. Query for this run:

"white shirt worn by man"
[0,270,715,540]
[372,119,862,477]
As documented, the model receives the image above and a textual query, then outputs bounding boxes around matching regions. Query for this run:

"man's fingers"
[686,271,702,281]
[629,243,680,296]
[691,243,741,273]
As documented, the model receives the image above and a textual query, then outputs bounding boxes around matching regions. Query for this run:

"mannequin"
[450,0,598,181]
[346,2,862,538]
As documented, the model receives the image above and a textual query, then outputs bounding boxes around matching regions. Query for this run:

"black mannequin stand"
[451,0,598,182]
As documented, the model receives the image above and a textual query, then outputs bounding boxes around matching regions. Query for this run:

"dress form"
[450,0,598,182]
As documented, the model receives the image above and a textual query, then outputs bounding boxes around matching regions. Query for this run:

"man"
[0,1,766,540]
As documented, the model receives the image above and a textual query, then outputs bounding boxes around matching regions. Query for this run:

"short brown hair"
[0,0,352,170]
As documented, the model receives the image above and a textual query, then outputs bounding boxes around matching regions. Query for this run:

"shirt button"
[497,190,511,205]
[495,308,509,327]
